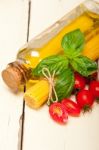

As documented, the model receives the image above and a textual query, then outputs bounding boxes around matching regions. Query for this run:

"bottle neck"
[2,61,32,92]
[8,61,30,84]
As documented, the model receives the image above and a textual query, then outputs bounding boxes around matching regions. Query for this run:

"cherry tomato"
[76,89,94,111]
[74,72,86,91]
[61,99,81,116]
[89,80,99,98]
[49,102,68,124]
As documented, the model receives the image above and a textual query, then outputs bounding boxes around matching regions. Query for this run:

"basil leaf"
[32,55,69,77]
[70,56,97,77]
[55,68,74,101]
[61,29,85,57]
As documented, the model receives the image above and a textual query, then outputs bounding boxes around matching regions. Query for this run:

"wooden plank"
[28,0,85,39]
[0,0,28,150]
[23,0,99,150]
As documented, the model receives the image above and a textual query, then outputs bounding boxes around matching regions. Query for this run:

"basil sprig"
[32,29,97,102]
[33,56,74,100]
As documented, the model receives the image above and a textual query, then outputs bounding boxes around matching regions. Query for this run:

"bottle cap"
[2,65,23,91]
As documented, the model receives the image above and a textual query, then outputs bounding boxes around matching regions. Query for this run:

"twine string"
[42,68,58,104]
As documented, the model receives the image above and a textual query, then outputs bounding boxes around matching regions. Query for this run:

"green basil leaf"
[70,56,97,77]
[61,29,85,57]
[32,55,69,77]
[55,68,74,101]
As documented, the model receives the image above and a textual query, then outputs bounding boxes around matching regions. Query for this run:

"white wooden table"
[0,0,99,150]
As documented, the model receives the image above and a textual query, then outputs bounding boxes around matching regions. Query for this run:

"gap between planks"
[18,1,31,150]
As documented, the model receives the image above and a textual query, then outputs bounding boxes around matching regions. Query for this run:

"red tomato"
[76,89,94,111]
[49,102,68,124]
[89,80,99,98]
[61,99,81,116]
[74,72,86,91]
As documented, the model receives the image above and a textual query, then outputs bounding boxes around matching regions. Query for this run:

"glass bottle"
[2,0,99,92]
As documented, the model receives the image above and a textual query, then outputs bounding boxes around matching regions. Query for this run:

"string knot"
[42,68,58,105]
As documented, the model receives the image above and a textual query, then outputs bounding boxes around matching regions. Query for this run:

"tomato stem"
[96,98,99,104]
[83,105,92,112]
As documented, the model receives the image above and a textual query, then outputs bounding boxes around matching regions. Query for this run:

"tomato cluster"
[49,71,99,124]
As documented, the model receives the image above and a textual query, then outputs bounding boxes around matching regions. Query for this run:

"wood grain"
[0,0,28,150]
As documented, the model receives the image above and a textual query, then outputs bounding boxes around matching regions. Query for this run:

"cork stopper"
[2,62,29,91]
